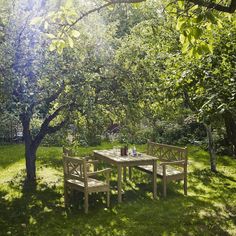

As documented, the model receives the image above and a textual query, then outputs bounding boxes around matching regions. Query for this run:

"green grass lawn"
[0,143,235,236]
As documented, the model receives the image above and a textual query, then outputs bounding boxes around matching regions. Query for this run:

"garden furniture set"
[63,141,188,213]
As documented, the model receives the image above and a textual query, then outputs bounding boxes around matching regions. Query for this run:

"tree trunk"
[25,143,36,181]
[205,123,217,172]
[21,113,37,182]
[223,111,236,157]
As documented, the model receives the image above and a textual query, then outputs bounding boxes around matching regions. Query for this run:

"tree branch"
[108,0,145,3]
[44,105,67,125]
[32,104,67,149]
[65,0,235,33]
[68,0,145,29]
[189,0,236,13]
[47,120,67,134]
[44,81,65,105]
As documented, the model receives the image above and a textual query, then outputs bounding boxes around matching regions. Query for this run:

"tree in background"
[0,0,120,181]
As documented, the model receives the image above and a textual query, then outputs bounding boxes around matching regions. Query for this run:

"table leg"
[123,167,127,182]
[153,160,157,199]
[118,165,122,203]
[129,167,132,179]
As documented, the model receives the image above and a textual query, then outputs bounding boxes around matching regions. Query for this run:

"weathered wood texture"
[136,141,188,197]
[93,150,157,202]
[63,148,111,213]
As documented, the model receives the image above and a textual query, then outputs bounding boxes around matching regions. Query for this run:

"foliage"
[0,0,235,180]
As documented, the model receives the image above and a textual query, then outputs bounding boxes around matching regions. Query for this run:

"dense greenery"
[0,1,235,235]
[0,0,235,180]
[0,144,235,235]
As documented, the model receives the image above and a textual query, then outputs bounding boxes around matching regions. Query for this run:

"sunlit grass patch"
[0,144,236,235]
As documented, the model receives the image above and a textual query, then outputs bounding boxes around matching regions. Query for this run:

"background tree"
[0,0,120,181]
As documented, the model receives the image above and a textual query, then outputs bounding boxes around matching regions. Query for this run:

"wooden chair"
[63,147,73,156]
[136,141,188,197]
[63,153,111,214]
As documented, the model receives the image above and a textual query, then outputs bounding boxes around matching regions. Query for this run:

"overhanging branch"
[68,0,145,29]
[45,81,65,105]
[32,104,67,149]
[47,120,67,134]
[188,0,236,13]
[68,0,235,30]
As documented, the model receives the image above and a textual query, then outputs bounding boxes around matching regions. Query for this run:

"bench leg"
[184,174,187,195]
[84,192,89,214]
[64,185,69,207]
[107,190,110,208]
[118,165,122,203]
[163,165,167,197]
[153,161,157,199]
[163,178,167,197]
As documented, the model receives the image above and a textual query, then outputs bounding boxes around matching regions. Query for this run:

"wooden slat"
[63,155,111,213]
[136,141,188,197]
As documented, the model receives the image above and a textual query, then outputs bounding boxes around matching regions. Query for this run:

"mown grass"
[0,143,235,236]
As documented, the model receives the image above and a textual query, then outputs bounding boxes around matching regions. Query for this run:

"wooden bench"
[136,141,188,197]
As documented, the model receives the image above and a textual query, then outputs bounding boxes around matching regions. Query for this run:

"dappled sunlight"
[0,160,25,185]
[0,0,235,234]
[37,166,62,188]
[0,145,236,235]
[0,144,25,170]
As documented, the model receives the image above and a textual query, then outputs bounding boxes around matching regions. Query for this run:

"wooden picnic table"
[93,149,157,203]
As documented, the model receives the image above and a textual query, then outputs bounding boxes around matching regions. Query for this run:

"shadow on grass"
[1,145,236,235]
[0,168,234,236]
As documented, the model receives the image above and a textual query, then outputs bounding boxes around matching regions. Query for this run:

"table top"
[93,149,157,165]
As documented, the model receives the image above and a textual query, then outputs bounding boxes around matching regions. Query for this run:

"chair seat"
[137,164,183,176]
[67,178,108,188]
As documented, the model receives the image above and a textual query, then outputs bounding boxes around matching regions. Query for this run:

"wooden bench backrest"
[147,141,187,162]
[63,155,88,187]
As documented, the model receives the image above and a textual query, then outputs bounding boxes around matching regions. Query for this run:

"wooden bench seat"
[136,141,188,197]
[137,164,183,177]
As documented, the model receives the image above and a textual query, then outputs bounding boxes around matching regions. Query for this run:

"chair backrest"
[147,141,187,162]
[63,155,88,187]
[63,147,73,156]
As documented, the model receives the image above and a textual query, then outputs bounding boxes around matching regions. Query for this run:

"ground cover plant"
[0,143,235,236]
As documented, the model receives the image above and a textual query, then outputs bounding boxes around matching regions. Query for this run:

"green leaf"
[182,40,189,53]
[180,34,185,44]
[191,27,202,39]
[49,42,56,52]
[44,21,49,30]
[46,33,56,39]
[68,36,74,48]
[177,0,184,9]
[208,44,213,54]
[57,40,65,55]
[30,16,43,26]
[57,46,63,55]
[201,44,210,53]
[176,18,186,31]
[206,12,217,24]
[188,47,194,57]
[71,30,80,38]
[206,22,213,31]
[195,14,204,23]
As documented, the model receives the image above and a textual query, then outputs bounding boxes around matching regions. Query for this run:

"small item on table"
[124,146,128,156]
[120,147,124,156]
[121,146,128,156]
[132,146,137,157]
